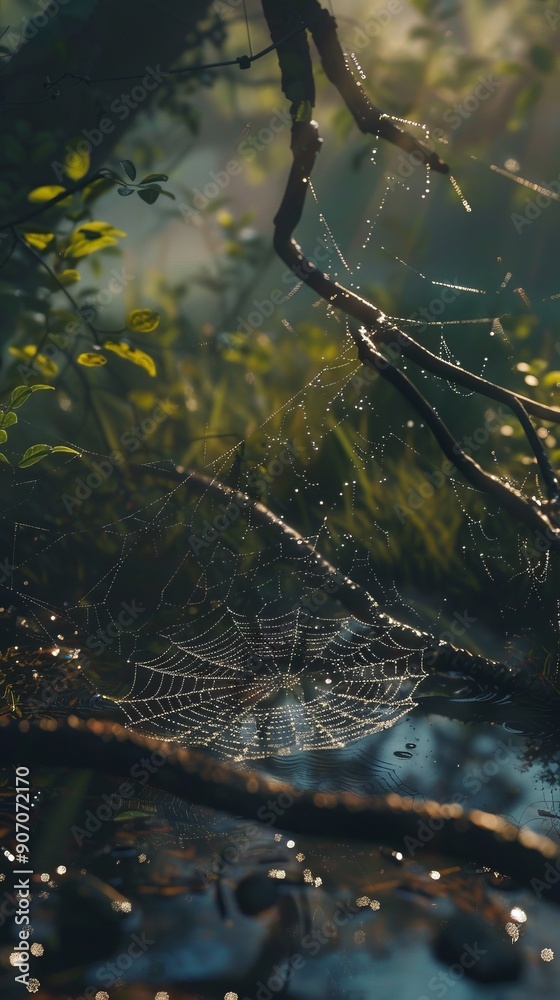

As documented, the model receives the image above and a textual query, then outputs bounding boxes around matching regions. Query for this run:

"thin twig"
[15,233,98,340]
[43,25,308,90]
[0,173,103,232]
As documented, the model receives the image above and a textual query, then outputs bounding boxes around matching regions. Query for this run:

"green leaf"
[98,168,125,183]
[18,444,52,468]
[0,453,11,465]
[140,173,168,184]
[18,442,80,468]
[0,429,7,444]
[117,186,135,197]
[138,187,160,205]
[120,160,136,181]
[51,445,81,456]
[0,411,17,428]
[9,384,55,409]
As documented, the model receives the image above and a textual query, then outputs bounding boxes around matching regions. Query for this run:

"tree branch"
[1,716,558,901]
[132,464,537,697]
[271,116,560,548]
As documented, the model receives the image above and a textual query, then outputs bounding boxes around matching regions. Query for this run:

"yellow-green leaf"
[216,210,234,228]
[27,185,68,203]
[104,341,156,377]
[9,384,54,408]
[73,221,126,237]
[17,442,79,468]
[19,444,52,468]
[77,353,107,367]
[64,221,126,259]
[22,232,54,251]
[8,347,57,376]
[128,390,158,409]
[0,411,17,429]
[9,346,38,360]
[65,147,90,181]
[51,445,81,457]
[35,355,58,377]
[543,371,560,388]
[57,269,81,285]
[126,309,160,334]
[64,234,113,259]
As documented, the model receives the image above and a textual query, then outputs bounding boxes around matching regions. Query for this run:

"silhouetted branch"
[2,716,559,901]
[262,2,560,546]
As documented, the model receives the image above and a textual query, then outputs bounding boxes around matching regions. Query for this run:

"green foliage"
[0,0,559,624]
[18,444,80,468]
[0,385,79,467]
[99,164,175,205]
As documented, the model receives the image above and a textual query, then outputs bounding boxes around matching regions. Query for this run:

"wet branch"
[139,464,533,696]
[262,0,448,172]
[2,716,558,901]
[262,2,560,548]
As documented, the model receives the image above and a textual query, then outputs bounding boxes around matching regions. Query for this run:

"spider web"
[118,605,426,759]
[2,108,559,767]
